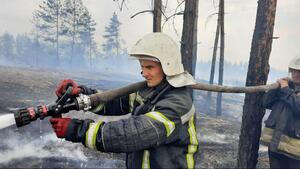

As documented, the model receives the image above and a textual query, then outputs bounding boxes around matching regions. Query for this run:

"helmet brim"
[166,71,196,87]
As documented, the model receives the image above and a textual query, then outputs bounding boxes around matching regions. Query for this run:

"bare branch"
[162,11,184,29]
[113,0,128,11]
[130,10,153,19]
[171,0,185,37]
[205,12,218,30]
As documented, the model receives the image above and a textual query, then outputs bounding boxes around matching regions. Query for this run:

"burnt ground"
[0,65,269,168]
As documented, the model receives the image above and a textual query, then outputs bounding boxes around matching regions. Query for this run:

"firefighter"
[261,56,300,168]
[50,32,199,169]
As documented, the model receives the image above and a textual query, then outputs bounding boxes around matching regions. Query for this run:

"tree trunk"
[207,0,221,114]
[153,0,162,32]
[237,0,277,168]
[89,28,92,70]
[56,9,60,66]
[181,0,199,97]
[71,0,76,67]
[216,0,224,116]
[35,36,40,67]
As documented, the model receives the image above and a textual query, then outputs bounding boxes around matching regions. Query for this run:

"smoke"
[0,131,87,164]
[201,133,230,144]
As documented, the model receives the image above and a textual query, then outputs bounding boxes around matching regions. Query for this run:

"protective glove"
[78,85,98,95]
[49,118,72,138]
[55,79,81,97]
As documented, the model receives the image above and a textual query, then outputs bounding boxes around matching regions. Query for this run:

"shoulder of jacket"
[157,87,192,109]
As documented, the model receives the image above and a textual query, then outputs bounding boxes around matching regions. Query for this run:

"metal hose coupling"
[76,94,92,111]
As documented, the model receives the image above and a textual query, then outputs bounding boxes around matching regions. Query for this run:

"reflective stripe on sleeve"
[136,92,145,105]
[85,121,103,150]
[145,111,175,137]
[90,104,105,113]
[186,115,198,169]
[142,150,150,169]
[129,93,137,113]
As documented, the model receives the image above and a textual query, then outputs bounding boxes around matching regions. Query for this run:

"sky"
[0,0,299,71]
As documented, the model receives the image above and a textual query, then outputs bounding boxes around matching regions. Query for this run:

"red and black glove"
[55,79,81,97]
[49,118,72,138]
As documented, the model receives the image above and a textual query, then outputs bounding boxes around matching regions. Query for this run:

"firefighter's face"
[139,59,165,87]
[290,69,300,84]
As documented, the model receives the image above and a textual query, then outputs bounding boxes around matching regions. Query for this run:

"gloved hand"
[49,118,72,138]
[277,77,289,88]
[55,79,81,97]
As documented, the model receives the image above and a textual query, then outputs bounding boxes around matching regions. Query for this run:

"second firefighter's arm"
[278,87,300,117]
[262,89,280,109]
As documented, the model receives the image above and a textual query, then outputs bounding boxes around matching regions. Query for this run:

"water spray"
[0,114,16,129]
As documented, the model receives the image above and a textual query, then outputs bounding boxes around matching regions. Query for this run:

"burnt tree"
[181,0,199,97]
[153,0,162,32]
[237,0,277,168]
[216,0,224,116]
[206,4,220,114]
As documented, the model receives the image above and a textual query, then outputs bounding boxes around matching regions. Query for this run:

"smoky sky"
[0,0,300,71]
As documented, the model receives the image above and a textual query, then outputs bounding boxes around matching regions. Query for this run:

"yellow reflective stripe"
[129,93,137,113]
[260,127,273,146]
[261,127,300,157]
[90,104,105,113]
[85,121,103,150]
[145,111,175,137]
[142,150,150,169]
[136,92,145,105]
[278,134,300,157]
[186,115,198,169]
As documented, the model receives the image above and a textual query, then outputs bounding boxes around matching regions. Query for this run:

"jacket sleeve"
[262,89,280,109]
[65,88,193,153]
[89,95,130,116]
[278,87,300,117]
[81,86,130,116]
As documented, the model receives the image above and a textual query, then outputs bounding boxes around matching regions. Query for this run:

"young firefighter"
[49,32,199,169]
[261,56,300,168]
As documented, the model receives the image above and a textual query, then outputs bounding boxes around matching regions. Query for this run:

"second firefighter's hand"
[55,79,81,97]
[277,77,289,88]
[49,118,71,138]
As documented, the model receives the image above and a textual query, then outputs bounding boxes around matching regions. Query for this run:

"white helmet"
[289,55,300,70]
[129,32,196,87]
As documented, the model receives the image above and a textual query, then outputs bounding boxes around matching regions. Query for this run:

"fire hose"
[13,81,280,128]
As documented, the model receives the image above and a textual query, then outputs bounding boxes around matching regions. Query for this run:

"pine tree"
[102,12,122,57]
[31,12,42,66]
[35,0,64,65]
[33,0,96,67]
[76,7,97,68]
[62,0,84,65]
[15,34,34,65]
[0,33,15,62]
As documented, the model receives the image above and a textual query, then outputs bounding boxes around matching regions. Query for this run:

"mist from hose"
[0,114,16,130]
